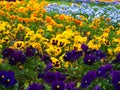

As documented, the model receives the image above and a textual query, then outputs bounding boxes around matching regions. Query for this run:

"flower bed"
[0,0,120,90]
[73,0,120,5]
[45,3,120,25]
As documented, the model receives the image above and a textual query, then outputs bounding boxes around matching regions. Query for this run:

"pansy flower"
[41,54,51,64]
[81,70,96,88]
[96,64,112,78]
[8,50,26,65]
[27,83,44,90]
[63,50,82,62]
[94,50,106,60]
[0,70,17,87]
[13,41,25,50]
[84,54,95,65]
[52,81,65,90]
[112,53,120,63]
[51,57,61,69]
[66,82,79,90]
[81,44,88,52]
[2,48,14,58]
[25,46,36,57]
[43,72,66,84]
[110,70,120,90]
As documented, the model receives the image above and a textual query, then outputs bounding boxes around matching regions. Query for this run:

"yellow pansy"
[109,25,114,30]
[0,27,5,32]
[71,25,76,30]
[46,46,62,57]
[1,36,10,44]
[25,31,34,39]
[116,29,120,35]
[103,40,110,46]
[0,21,7,27]
[64,62,71,68]
[47,25,53,32]
[74,35,87,44]
[51,57,61,69]
[104,28,110,33]
[73,43,81,51]
[57,24,63,28]
[36,29,44,35]
[112,38,119,43]
[0,59,3,64]
[53,14,59,18]
[57,39,69,47]
[108,48,113,55]
[114,47,120,54]
[14,41,26,50]
[61,30,74,39]
[87,39,101,50]
[30,42,42,53]
[0,45,2,49]
[50,38,58,46]
[64,45,73,51]
[17,24,25,31]
[86,31,91,37]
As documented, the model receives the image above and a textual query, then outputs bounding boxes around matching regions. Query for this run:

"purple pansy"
[96,64,112,78]
[81,70,96,88]
[52,81,65,90]
[27,83,44,90]
[110,70,120,90]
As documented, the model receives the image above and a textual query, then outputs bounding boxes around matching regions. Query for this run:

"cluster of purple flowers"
[0,70,17,87]
[63,50,83,62]
[2,47,36,65]
[80,64,112,88]
[112,53,120,63]
[63,44,106,65]
[37,71,79,90]
[80,64,120,90]
[26,65,120,90]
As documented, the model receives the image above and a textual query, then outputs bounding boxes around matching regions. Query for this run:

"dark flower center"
[17,43,22,47]
[52,40,58,45]
[59,42,65,47]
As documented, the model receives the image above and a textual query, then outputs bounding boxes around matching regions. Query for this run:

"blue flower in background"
[45,3,120,25]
